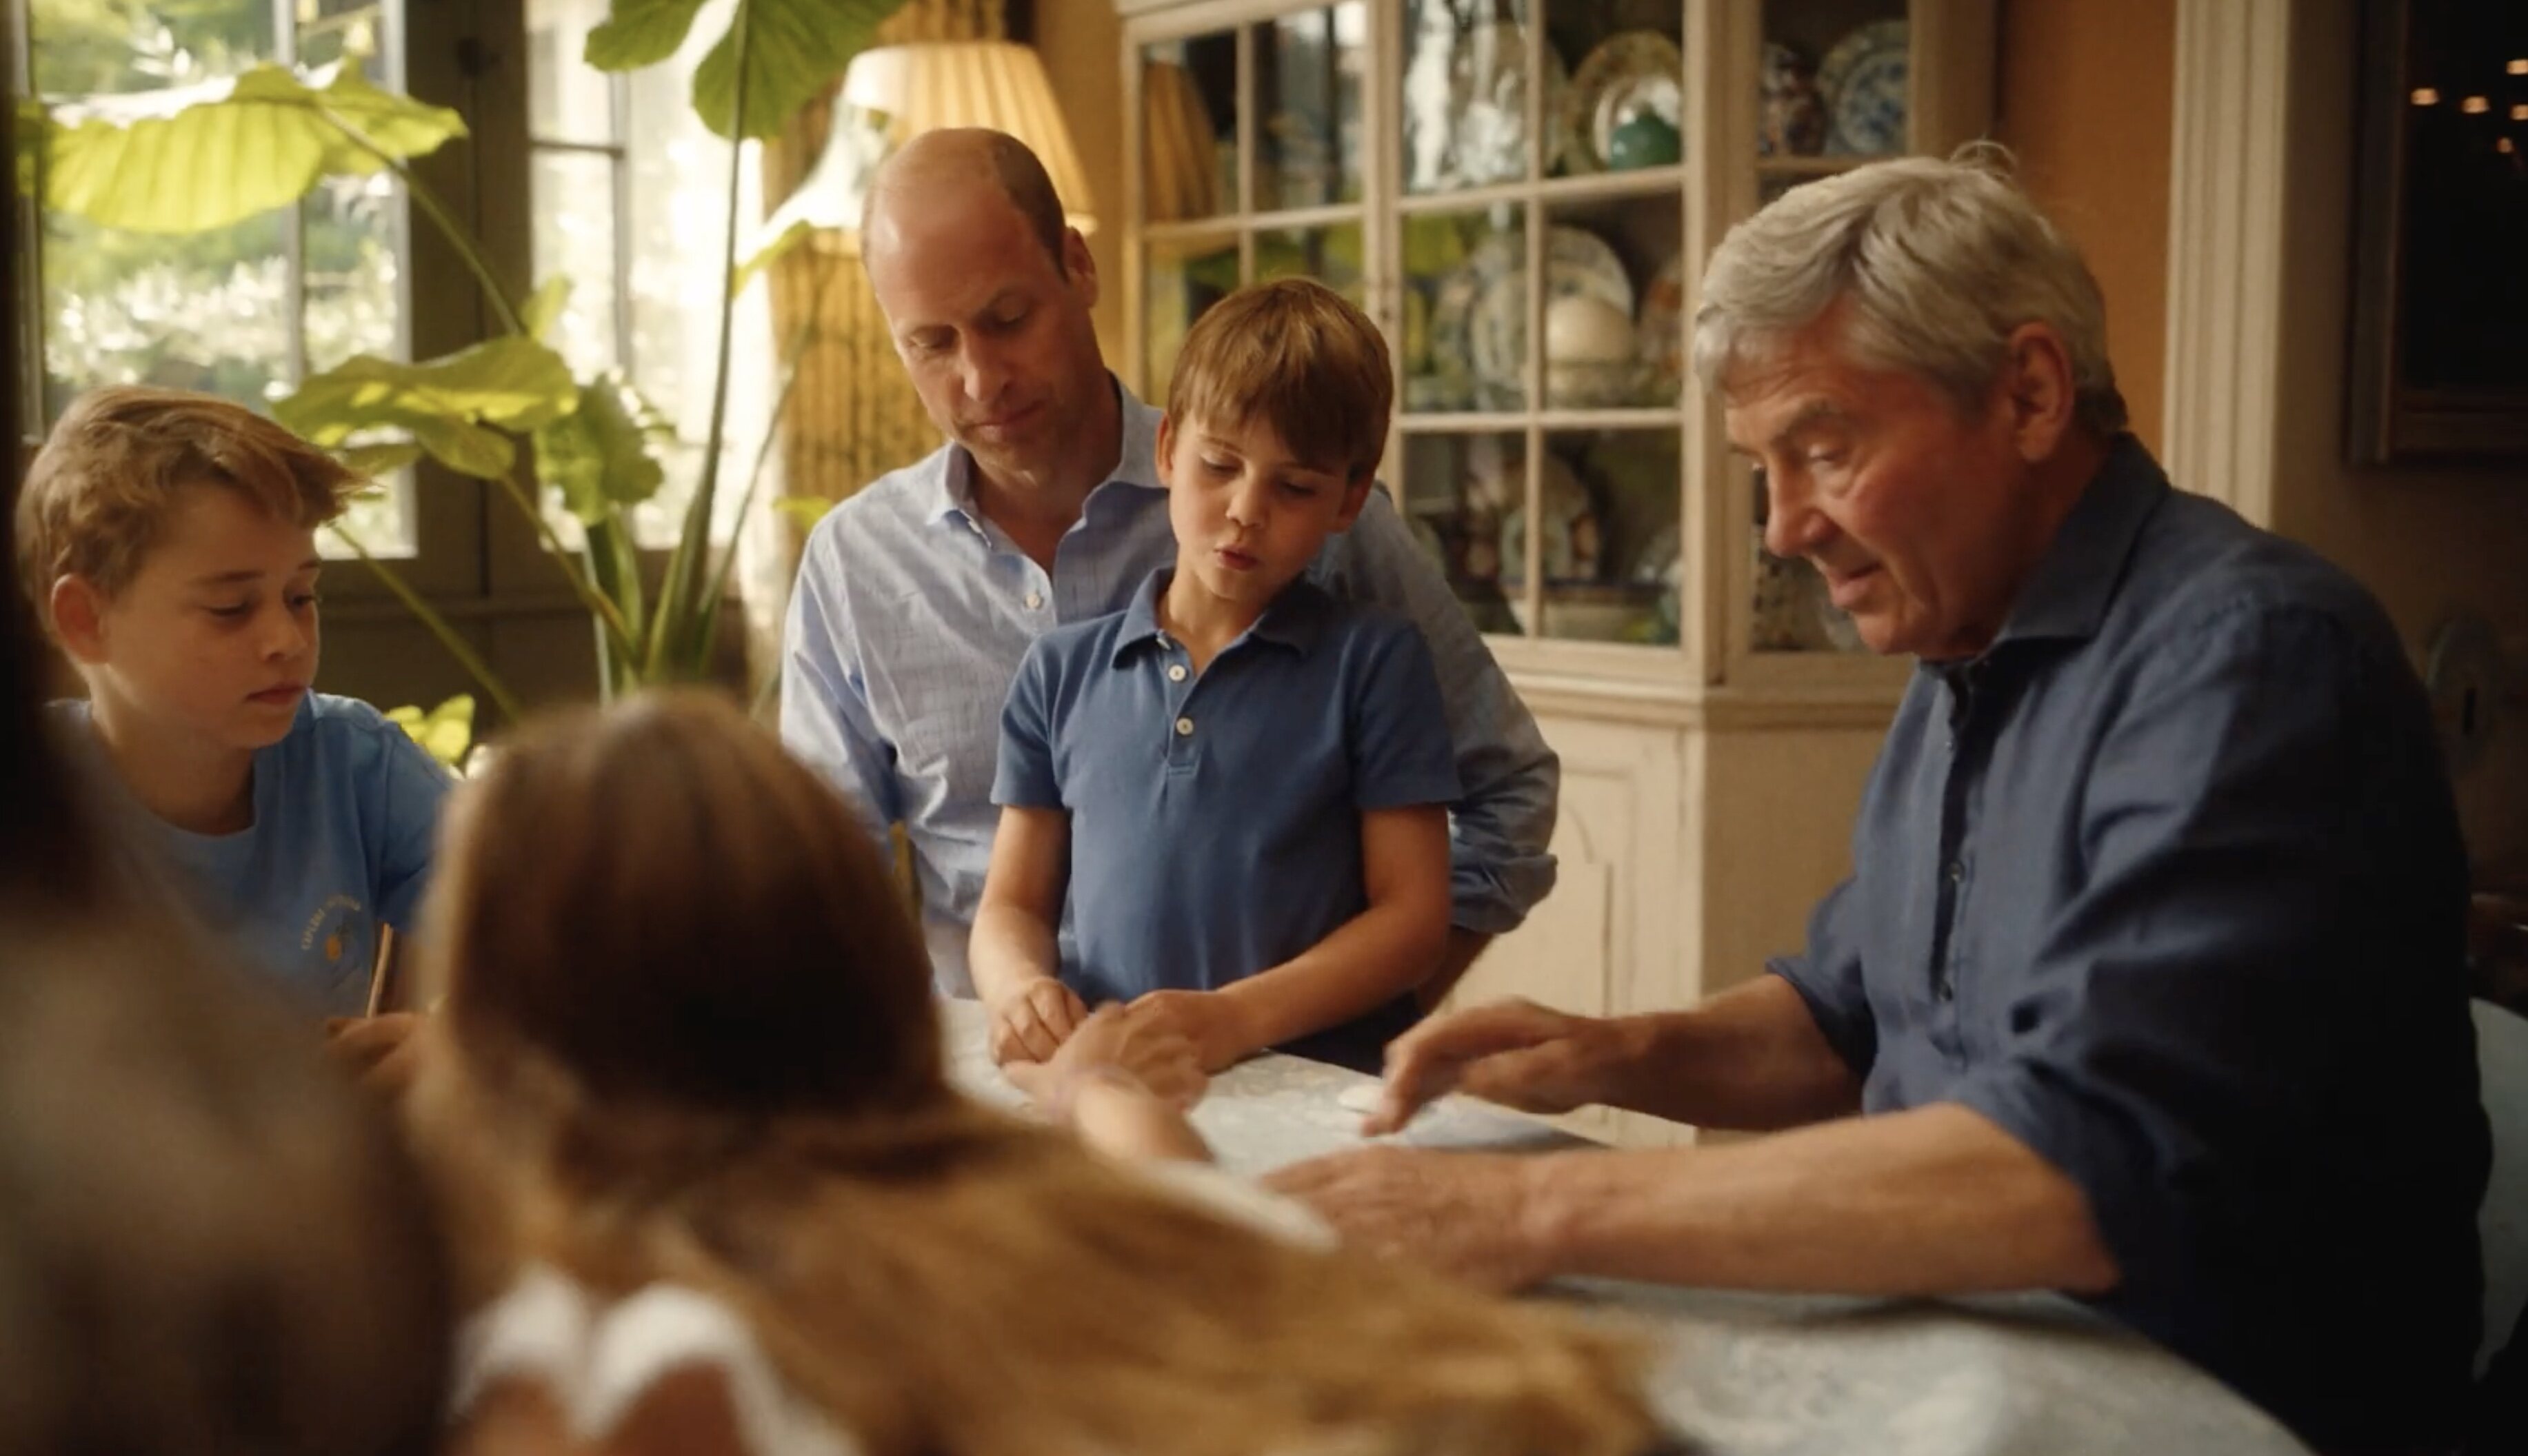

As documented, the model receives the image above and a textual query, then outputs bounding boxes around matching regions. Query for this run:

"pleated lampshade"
[842,40,1099,237]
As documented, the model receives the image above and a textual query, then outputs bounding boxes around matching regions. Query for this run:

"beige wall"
[1032,0,1127,361]
[2266,0,2528,874]
[1995,0,2175,454]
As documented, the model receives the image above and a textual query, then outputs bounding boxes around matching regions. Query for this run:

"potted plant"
[30,0,904,714]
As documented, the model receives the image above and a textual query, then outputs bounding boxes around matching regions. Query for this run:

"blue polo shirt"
[993,570,1461,1069]
[1771,436,2487,1451]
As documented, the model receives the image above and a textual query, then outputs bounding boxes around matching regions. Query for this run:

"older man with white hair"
[1270,148,2488,1456]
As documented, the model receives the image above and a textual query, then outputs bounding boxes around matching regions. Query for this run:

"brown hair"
[1166,276,1395,481]
[414,691,1657,1456]
[14,385,362,633]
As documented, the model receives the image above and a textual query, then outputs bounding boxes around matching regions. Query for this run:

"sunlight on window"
[26,0,416,557]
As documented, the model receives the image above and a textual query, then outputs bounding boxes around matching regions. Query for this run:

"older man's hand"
[1263,1146,1552,1290]
[1365,997,1627,1134]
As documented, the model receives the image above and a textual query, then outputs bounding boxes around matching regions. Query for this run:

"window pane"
[1141,32,1237,223]
[1401,204,1525,413]
[1399,431,1527,636]
[528,0,621,143]
[1256,4,1366,210]
[530,151,623,377]
[27,0,419,556]
[29,0,272,95]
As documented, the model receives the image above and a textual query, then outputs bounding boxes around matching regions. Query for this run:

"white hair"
[1692,143,2128,434]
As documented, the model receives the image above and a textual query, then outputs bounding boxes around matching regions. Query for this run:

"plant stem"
[328,523,525,722]
[321,105,525,336]
[485,463,640,653]
[644,0,754,682]
[690,263,830,659]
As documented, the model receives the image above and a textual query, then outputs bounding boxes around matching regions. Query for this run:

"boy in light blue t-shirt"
[16,386,449,1080]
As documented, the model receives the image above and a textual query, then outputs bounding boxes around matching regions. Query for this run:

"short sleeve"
[1766,875,1877,1076]
[371,724,452,931]
[1345,619,1461,811]
[991,638,1064,809]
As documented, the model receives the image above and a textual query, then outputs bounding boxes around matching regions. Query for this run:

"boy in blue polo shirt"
[972,279,1459,1075]
[16,386,448,1082]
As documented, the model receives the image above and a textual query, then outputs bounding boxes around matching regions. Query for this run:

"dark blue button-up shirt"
[1772,436,2488,1451]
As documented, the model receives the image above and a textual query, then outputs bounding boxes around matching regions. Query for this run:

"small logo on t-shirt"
[301,893,367,965]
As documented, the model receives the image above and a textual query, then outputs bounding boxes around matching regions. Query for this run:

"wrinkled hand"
[1005,1002,1209,1115]
[987,977,1091,1066]
[1125,989,1261,1073]
[1263,1146,1549,1290]
[1365,997,1618,1134]
[324,1011,427,1098]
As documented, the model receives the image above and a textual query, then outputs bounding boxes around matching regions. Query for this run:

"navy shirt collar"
[1987,432,2170,650]
[1112,568,1334,664]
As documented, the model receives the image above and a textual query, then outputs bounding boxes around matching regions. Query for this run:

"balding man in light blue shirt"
[780,128,1556,998]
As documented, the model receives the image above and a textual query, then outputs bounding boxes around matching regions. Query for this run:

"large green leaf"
[534,372,669,525]
[585,0,709,70]
[42,62,468,234]
[587,0,905,141]
[277,337,579,482]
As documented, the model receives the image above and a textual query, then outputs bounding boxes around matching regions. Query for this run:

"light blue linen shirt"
[781,380,1558,993]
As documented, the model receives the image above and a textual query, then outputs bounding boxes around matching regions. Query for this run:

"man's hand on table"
[325,1011,426,1097]
[985,977,1090,1065]
[1364,996,1627,1133]
[1125,987,1263,1072]
[1264,1146,1552,1291]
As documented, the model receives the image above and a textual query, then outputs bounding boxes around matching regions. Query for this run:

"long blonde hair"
[413,691,1658,1456]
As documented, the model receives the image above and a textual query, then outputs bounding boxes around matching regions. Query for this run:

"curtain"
[736,0,1012,700]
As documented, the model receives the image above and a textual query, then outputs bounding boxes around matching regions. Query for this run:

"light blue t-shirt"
[58,692,452,1015]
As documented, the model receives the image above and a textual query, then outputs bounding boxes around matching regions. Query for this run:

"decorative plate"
[1636,252,1685,403]
[1497,454,1596,585]
[1820,19,1908,156]
[1427,232,1523,403]
[1467,227,1635,396]
[1567,30,1685,174]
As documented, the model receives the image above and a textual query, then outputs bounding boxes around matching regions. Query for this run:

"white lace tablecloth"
[940,998,2311,1456]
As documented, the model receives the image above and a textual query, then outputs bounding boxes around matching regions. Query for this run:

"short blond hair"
[14,385,361,633]
[1694,144,2129,435]
[1166,278,1394,480]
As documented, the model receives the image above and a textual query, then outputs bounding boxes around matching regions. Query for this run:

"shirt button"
[1174,716,1194,737]
[1166,663,1187,682]
[1945,861,1963,884]
[1023,590,1043,610]
[1936,976,1957,1002]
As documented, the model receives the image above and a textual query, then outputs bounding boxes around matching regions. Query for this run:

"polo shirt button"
[1023,590,1043,610]
[1166,663,1187,682]
[1945,861,1963,884]
[1174,716,1194,737]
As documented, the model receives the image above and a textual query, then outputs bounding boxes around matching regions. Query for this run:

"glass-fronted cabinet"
[1121,0,1993,687]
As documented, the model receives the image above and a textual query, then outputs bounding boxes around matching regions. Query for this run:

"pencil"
[364,924,399,1018]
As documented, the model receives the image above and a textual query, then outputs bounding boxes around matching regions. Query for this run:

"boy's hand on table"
[1125,989,1261,1073]
[986,978,1091,1066]
[1005,1003,1208,1114]
[324,1011,426,1098]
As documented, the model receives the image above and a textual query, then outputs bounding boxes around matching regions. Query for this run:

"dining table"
[940,998,2314,1456]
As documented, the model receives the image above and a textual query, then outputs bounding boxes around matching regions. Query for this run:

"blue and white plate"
[1467,227,1634,398]
[1820,19,1908,156]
